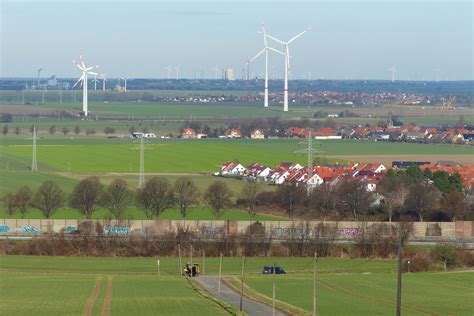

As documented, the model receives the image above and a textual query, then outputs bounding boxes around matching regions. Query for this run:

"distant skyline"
[1,0,472,80]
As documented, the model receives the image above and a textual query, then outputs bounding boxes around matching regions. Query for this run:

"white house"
[221,161,246,176]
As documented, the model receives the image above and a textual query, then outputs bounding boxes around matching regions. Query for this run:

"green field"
[0,255,471,315]
[1,138,471,174]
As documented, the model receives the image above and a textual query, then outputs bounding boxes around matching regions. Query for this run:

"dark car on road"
[262,266,286,274]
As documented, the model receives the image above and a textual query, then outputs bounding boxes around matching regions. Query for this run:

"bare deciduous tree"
[405,179,439,222]
[239,181,262,218]
[14,127,21,135]
[74,125,81,135]
[337,178,375,221]
[14,186,33,219]
[137,177,174,219]
[70,177,103,219]
[33,181,65,219]
[2,193,16,217]
[173,177,200,219]
[377,174,408,222]
[101,178,132,220]
[275,182,306,220]
[309,183,337,221]
[61,127,70,136]
[439,190,467,222]
[48,125,56,135]
[203,181,233,219]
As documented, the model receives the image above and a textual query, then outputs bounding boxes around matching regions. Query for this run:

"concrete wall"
[0,219,472,241]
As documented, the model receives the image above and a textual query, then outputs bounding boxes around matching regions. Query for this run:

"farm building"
[181,128,197,138]
[250,129,265,139]
[224,129,242,138]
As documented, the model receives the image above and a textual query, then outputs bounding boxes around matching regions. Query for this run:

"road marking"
[101,277,113,316]
[83,276,102,316]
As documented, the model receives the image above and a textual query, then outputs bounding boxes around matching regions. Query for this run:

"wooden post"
[202,251,205,276]
[239,255,246,312]
[190,244,193,265]
[396,230,403,316]
[178,244,183,276]
[272,263,276,316]
[313,252,317,316]
[218,253,223,294]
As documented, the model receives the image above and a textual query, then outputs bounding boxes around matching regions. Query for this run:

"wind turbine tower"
[266,27,311,112]
[31,125,38,172]
[389,65,397,83]
[92,75,99,90]
[100,73,107,91]
[122,77,128,92]
[37,68,42,88]
[250,23,284,108]
[176,65,181,80]
[138,136,145,187]
[72,56,99,117]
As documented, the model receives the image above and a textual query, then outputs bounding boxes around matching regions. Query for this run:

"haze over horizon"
[1,0,472,81]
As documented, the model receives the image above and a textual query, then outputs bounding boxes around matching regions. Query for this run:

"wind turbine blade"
[250,48,266,62]
[88,71,98,76]
[261,22,268,47]
[72,74,85,88]
[268,47,285,55]
[287,27,311,44]
[265,33,286,45]
[76,64,85,71]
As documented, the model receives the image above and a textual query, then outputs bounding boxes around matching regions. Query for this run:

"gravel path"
[195,275,287,316]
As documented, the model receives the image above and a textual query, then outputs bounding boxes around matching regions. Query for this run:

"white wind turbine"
[100,73,107,91]
[165,65,172,79]
[122,77,128,92]
[92,74,99,90]
[250,23,284,108]
[389,65,397,83]
[266,27,311,112]
[176,64,181,80]
[72,56,99,117]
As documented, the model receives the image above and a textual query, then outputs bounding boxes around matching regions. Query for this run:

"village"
[175,116,473,144]
[218,160,474,193]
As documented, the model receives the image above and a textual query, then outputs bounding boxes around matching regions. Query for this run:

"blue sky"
[1,0,472,80]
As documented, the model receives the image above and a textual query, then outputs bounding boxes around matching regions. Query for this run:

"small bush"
[404,253,432,272]
[430,244,460,270]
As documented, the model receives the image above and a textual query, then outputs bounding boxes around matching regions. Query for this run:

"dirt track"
[196,276,287,316]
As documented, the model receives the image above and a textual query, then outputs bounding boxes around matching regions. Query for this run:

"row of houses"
[220,160,474,192]
[181,128,264,139]
[179,124,472,144]
[220,161,386,191]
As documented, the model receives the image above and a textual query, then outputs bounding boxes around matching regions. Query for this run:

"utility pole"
[396,228,403,316]
[313,252,317,316]
[218,253,223,294]
[295,129,322,192]
[178,244,183,276]
[37,68,42,88]
[31,125,38,172]
[138,136,145,187]
[239,255,246,312]
[202,251,205,276]
[272,263,276,316]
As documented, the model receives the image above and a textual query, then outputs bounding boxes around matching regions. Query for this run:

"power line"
[138,136,145,187]
[31,124,38,172]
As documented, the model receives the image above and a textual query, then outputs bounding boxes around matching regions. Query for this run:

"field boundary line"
[101,276,113,316]
[223,277,306,316]
[318,279,437,315]
[187,277,241,315]
[83,276,102,316]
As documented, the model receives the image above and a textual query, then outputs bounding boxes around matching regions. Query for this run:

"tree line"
[2,166,471,221]
[1,124,118,137]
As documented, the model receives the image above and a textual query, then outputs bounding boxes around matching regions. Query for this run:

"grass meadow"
[0,255,471,315]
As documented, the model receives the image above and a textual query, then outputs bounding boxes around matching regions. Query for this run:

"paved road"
[195,276,287,316]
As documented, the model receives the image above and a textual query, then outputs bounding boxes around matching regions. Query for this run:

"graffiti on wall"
[201,227,224,235]
[0,225,10,232]
[18,226,41,233]
[338,227,363,236]
[272,227,307,235]
[105,226,129,235]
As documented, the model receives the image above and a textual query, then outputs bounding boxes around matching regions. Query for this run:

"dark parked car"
[262,266,286,274]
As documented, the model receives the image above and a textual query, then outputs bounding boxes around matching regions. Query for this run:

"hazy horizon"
[1,0,472,81]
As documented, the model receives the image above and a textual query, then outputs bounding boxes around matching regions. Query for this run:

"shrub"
[404,253,432,272]
[430,244,460,270]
